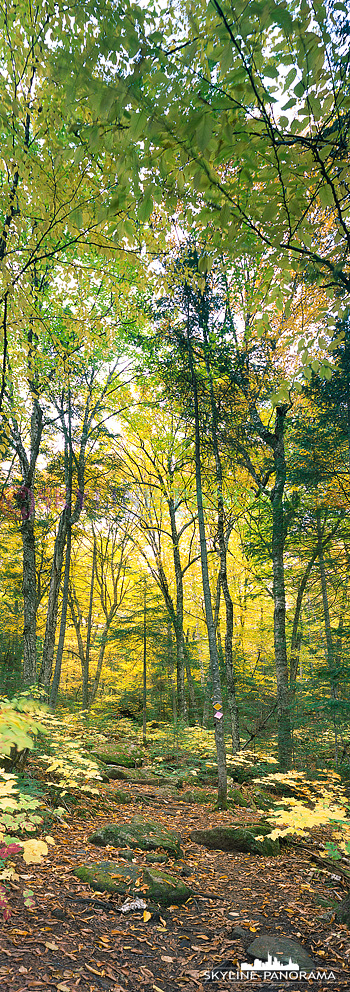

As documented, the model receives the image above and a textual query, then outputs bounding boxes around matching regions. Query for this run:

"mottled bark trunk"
[22,518,37,685]
[271,409,292,771]
[317,508,339,761]
[185,641,199,723]
[49,520,72,709]
[143,578,147,745]
[39,511,68,692]
[186,310,227,805]
[81,538,97,711]
[317,508,335,667]
[290,557,315,688]
[168,496,187,722]
[202,327,240,752]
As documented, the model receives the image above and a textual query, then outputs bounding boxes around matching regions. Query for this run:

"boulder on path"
[91,749,143,768]
[189,824,279,856]
[74,859,191,906]
[88,815,182,857]
[103,765,166,785]
[246,934,315,971]
[336,895,350,924]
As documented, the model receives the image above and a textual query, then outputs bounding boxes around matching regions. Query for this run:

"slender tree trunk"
[81,537,97,710]
[185,637,199,723]
[290,557,316,688]
[49,520,72,708]
[185,305,227,805]
[39,502,68,691]
[168,496,187,721]
[22,517,37,685]
[317,507,339,761]
[203,328,240,751]
[11,396,43,686]
[270,408,292,771]
[317,508,335,667]
[143,578,147,746]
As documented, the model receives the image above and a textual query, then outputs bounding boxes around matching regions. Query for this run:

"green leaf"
[138,195,153,223]
[195,115,213,152]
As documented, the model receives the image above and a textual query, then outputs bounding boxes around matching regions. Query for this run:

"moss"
[189,825,280,856]
[228,788,251,808]
[74,860,191,906]
[111,789,134,804]
[179,789,214,804]
[88,815,182,856]
[90,750,142,768]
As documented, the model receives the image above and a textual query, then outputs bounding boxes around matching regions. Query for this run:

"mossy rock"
[91,750,142,768]
[252,789,273,810]
[74,859,191,906]
[102,765,160,784]
[88,815,182,857]
[336,895,350,924]
[228,788,251,808]
[179,789,213,804]
[189,824,279,856]
[110,789,134,804]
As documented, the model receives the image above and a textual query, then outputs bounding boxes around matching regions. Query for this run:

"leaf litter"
[0,774,349,992]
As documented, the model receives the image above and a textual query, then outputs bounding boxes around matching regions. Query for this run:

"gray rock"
[88,814,182,857]
[336,895,350,924]
[90,750,142,767]
[102,765,163,784]
[74,859,191,906]
[189,825,279,856]
[247,935,315,971]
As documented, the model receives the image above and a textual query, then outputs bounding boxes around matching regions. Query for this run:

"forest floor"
[1,777,350,992]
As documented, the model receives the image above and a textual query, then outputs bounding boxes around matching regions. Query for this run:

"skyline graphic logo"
[203,951,337,982]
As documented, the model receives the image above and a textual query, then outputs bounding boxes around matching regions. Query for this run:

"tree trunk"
[11,395,43,686]
[317,508,335,667]
[185,304,227,805]
[81,537,97,710]
[185,636,199,723]
[202,326,240,752]
[317,507,339,761]
[22,517,37,685]
[143,578,147,745]
[168,495,187,721]
[271,408,292,771]
[49,519,72,709]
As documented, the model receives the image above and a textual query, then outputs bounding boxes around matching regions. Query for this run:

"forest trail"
[0,778,349,992]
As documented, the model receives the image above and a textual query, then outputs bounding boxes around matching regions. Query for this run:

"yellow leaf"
[44,835,55,846]
[21,840,48,864]
[143,910,152,922]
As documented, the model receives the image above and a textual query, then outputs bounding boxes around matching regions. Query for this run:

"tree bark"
[10,395,43,686]
[201,315,240,751]
[185,302,227,805]
[143,577,147,745]
[21,516,37,686]
[49,518,72,709]
[168,495,187,721]
[270,407,292,771]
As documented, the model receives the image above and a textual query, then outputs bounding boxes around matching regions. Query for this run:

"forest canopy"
[0,0,349,801]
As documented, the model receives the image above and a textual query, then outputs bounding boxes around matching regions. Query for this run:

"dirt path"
[1,781,349,992]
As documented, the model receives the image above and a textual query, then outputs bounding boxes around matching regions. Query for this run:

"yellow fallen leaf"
[21,840,48,864]
[143,910,152,922]
[44,835,55,846]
